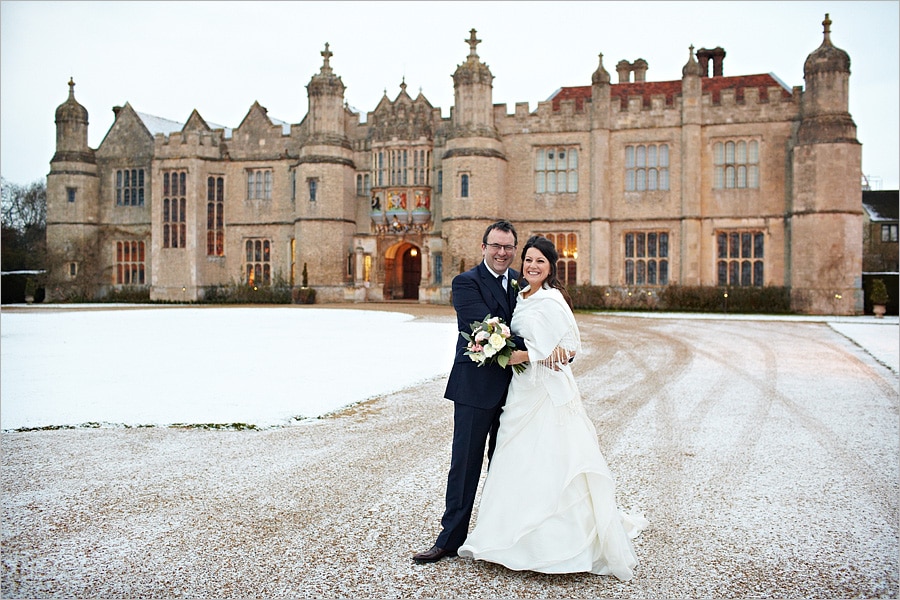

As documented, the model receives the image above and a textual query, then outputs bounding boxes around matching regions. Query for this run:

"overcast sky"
[1,1,897,190]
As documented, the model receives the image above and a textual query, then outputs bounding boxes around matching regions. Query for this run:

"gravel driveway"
[3,308,898,598]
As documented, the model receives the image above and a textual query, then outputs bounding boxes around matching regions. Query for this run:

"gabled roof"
[549,73,793,111]
[270,117,292,135]
[136,111,184,136]
[863,190,899,222]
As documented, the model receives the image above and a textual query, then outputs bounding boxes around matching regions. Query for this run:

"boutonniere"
[510,278,520,292]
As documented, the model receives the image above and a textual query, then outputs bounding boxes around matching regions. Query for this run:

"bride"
[457,235,648,580]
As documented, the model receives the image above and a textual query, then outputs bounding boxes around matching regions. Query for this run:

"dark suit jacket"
[444,261,522,409]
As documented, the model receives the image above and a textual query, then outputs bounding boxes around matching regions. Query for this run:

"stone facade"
[862,190,899,274]
[46,16,863,314]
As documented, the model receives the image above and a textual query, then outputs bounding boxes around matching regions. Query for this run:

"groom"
[413,219,522,564]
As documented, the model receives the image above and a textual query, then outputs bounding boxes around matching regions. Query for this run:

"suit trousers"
[436,399,506,552]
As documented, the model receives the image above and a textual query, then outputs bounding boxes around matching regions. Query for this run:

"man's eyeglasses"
[485,243,516,252]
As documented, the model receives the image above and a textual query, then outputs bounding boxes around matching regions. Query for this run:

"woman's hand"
[540,346,576,371]
[508,350,529,365]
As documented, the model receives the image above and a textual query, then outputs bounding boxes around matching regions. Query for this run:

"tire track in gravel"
[573,315,736,489]
[679,320,779,485]
[575,314,695,443]
[4,308,895,599]
[679,320,898,522]
[572,315,897,546]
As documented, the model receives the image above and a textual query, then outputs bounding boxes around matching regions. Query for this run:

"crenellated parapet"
[153,129,227,160]
[492,71,800,135]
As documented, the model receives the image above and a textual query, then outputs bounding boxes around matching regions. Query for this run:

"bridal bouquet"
[461,314,527,374]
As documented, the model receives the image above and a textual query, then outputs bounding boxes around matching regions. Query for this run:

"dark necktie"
[497,273,506,292]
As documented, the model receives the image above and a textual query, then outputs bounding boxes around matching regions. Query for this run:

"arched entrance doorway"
[384,241,421,300]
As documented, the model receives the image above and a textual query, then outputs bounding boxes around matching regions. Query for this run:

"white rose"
[488,332,505,351]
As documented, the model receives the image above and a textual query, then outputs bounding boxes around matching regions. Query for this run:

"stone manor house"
[46,15,863,314]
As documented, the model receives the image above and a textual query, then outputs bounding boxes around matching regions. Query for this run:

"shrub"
[292,287,317,304]
[870,278,889,305]
[201,273,292,304]
[570,284,792,314]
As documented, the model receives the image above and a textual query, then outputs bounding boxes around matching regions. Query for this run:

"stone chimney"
[632,58,648,82]
[616,60,631,83]
[616,59,649,83]
[696,47,726,77]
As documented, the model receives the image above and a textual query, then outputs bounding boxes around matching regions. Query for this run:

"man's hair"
[482,220,518,245]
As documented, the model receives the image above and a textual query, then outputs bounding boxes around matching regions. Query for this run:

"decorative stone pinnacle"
[822,13,832,45]
[320,42,333,74]
[467,28,481,58]
[68,77,75,97]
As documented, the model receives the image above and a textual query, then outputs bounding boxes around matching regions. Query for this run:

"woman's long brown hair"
[517,235,574,311]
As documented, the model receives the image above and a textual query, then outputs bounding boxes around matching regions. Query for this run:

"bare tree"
[1,177,47,272]
[1,177,46,233]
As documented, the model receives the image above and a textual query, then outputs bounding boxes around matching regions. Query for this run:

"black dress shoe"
[412,545,458,564]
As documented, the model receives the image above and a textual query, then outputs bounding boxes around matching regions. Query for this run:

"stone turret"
[52,78,95,165]
[442,29,507,278]
[47,78,100,299]
[798,13,856,144]
[790,14,862,314]
[450,29,496,139]
[296,43,356,299]
[305,43,349,145]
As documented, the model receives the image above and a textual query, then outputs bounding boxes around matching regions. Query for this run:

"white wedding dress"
[457,286,648,580]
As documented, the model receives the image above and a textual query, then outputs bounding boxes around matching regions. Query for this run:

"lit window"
[534,232,579,286]
[245,239,272,286]
[115,241,146,285]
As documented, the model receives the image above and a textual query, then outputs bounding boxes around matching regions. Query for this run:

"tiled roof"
[549,74,793,111]
[863,190,899,221]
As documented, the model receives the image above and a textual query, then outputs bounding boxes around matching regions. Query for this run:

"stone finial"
[592,53,610,85]
[453,28,493,84]
[466,28,481,58]
[804,13,850,74]
[682,45,701,77]
[320,42,333,75]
